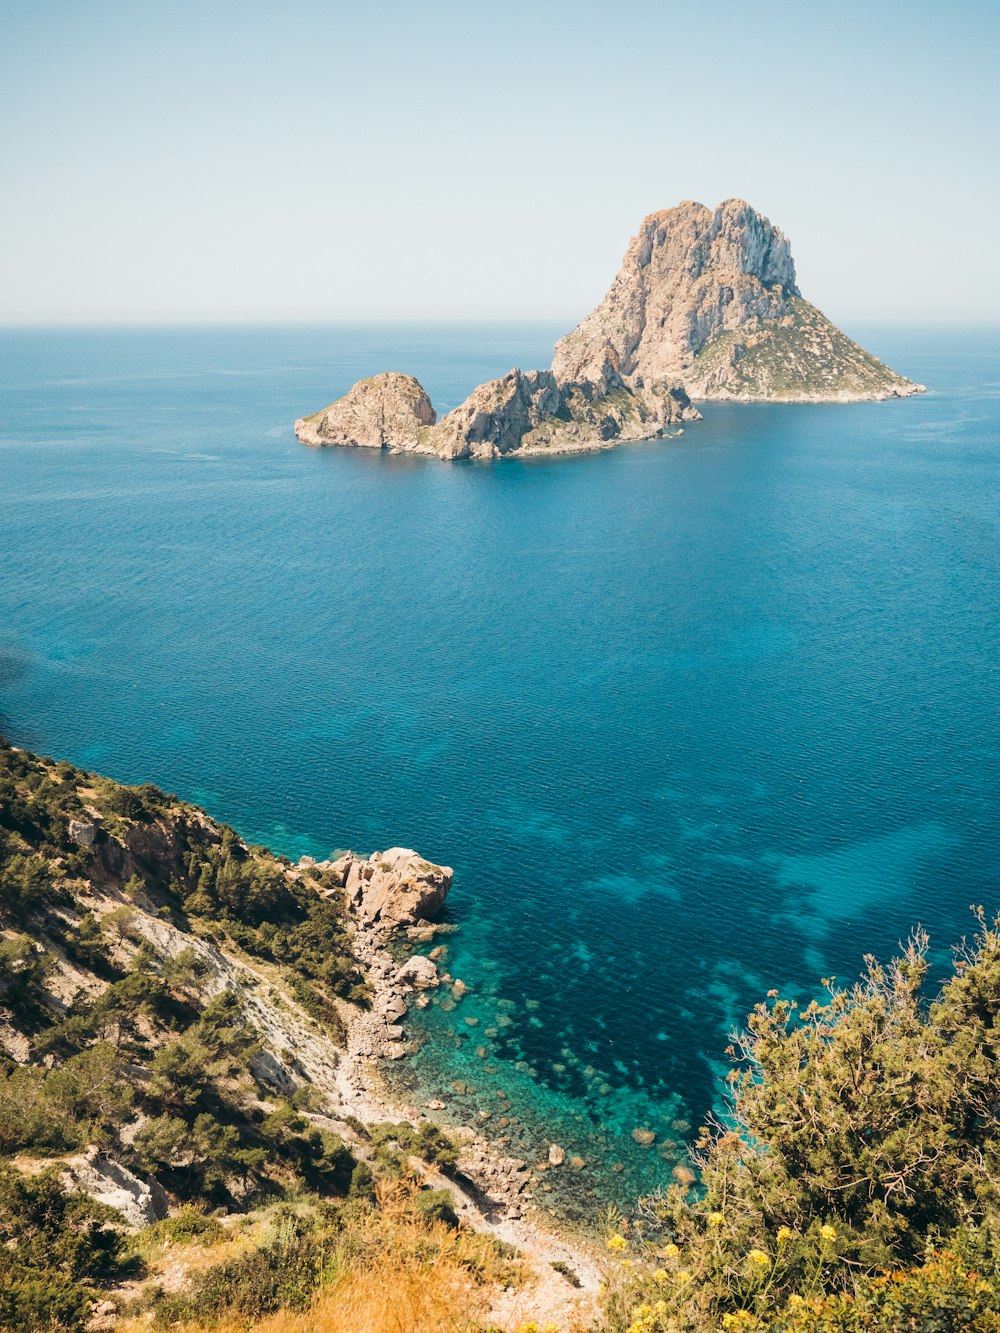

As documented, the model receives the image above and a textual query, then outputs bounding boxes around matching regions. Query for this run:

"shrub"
[138,1204,225,1247]
[412,1186,459,1228]
[604,916,1000,1330]
[0,1163,126,1333]
[101,785,149,821]
[159,1235,322,1323]
[0,853,55,921]
[368,1120,459,1175]
[0,933,51,1021]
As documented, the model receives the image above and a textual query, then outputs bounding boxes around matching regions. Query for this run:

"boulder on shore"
[396,955,440,990]
[331,847,452,927]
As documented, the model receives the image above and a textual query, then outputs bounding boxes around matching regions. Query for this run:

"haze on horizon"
[2,0,998,329]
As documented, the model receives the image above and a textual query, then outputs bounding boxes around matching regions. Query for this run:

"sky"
[2,0,998,326]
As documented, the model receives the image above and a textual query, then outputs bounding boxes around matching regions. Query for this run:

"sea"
[2,323,999,1217]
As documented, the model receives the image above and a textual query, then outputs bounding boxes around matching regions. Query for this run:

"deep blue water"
[2,323,999,1212]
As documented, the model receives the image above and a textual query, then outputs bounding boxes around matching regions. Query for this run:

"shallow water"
[2,323,999,1210]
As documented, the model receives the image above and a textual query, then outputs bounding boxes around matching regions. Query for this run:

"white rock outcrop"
[69,819,98,846]
[395,955,440,990]
[332,848,452,927]
[63,1149,168,1230]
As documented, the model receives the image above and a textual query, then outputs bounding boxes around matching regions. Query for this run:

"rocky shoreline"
[294,366,698,460]
[0,743,601,1327]
[294,845,604,1323]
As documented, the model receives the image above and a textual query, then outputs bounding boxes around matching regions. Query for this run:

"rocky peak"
[429,369,565,458]
[551,198,921,402]
[295,371,435,450]
[552,198,800,386]
[703,198,798,290]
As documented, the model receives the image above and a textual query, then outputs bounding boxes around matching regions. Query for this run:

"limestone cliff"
[421,368,696,459]
[553,198,923,402]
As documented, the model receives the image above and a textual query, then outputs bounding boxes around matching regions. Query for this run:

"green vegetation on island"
[685,299,914,402]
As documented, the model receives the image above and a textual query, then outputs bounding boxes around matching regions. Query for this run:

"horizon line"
[2,317,997,333]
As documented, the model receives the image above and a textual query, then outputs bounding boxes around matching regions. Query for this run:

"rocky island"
[295,198,923,459]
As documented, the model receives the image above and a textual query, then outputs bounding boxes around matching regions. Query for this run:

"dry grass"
[208,1261,495,1332]
[120,1179,526,1333]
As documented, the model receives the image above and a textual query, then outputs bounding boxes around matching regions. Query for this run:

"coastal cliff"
[295,197,923,459]
[0,739,598,1329]
[6,739,1000,1331]
[295,367,698,460]
[554,198,923,402]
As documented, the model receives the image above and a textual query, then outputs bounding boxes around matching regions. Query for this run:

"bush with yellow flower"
[596,917,1000,1331]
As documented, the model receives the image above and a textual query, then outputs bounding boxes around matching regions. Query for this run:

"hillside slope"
[0,738,598,1330]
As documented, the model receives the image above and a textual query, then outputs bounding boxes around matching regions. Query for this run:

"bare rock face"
[69,818,98,846]
[342,847,452,927]
[553,198,922,402]
[428,368,564,459]
[63,1150,168,1230]
[295,372,436,450]
[426,367,697,459]
[295,366,696,461]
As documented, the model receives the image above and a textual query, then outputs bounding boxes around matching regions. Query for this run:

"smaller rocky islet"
[295,365,699,461]
[295,197,923,460]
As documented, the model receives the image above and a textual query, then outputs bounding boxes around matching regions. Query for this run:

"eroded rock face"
[293,197,922,449]
[337,847,452,927]
[68,819,97,846]
[426,368,697,459]
[429,369,563,459]
[295,372,436,450]
[554,199,796,385]
[63,1150,168,1230]
[295,365,696,460]
[553,198,921,401]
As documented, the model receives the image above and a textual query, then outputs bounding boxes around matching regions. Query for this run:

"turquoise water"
[3,324,999,1212]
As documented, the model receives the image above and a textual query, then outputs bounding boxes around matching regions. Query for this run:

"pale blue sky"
[2,0,997,325]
